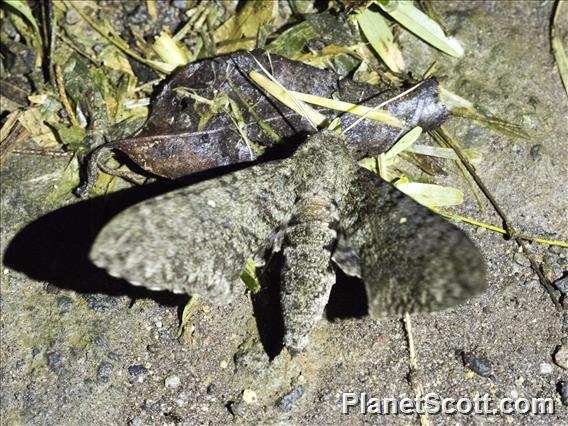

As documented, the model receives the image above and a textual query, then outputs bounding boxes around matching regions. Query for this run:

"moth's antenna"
[342,80,426,135]
[248,52,320,130]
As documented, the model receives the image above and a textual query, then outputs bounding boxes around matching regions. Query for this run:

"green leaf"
[240,259,261,293]
[53,124,87,151]
[357,7,405,73]
[396,182,464,207]
[267,20,318,57]
[378,0,464,57]
[2,0,40,37]
[384,126,422,159]
[2,0,43,67]
[407,144,481,162]
[45,157,81,205]
[213,0,278,54]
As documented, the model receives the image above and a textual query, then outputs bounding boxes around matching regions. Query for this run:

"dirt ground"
[1,1,567,425]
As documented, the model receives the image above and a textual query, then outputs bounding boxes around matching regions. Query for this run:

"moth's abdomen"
[280,195,339,353]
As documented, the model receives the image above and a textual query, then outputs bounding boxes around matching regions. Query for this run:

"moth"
[91,131,487,352]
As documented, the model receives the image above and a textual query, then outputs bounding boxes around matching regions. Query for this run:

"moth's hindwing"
[343,168,487,318]
[90,160,295,303]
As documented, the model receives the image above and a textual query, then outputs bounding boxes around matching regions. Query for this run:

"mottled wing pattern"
[342,168,487,318]
[91,160,296,304]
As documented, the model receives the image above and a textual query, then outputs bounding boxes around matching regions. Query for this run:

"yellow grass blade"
[153,32,190,68]
[249,70,326,128]
[288,91,403,127]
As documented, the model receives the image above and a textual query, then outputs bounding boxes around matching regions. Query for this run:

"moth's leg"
[76,145,147,198]
[280,194,339,353]
[96,159,148,186]
[331,232,361,279]
[75,146,112,198]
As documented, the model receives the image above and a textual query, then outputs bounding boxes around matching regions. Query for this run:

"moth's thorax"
[292,131,357,205]
[290,194,340,225]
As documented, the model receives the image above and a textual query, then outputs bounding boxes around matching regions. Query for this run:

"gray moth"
[91,131,487,352]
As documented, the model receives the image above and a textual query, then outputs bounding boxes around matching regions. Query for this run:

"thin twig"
[403,314,430,426]
[12,148,73,158]
[0,117,29,163]
[55,64,79,127]
[434,209,568,248]
[432,128,561,310]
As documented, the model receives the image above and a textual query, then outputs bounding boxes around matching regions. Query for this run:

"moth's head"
[297,130,352,160]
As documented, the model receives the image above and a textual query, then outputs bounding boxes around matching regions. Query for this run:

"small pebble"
[539,363,554,375]
[127,364,147,376]
[233,342,270,377]
[172,0,188,9]
[47,351,64,374]
[513,252,530,267]
[206,383,216,394]
[57,296,74,313]
[555,275,568,294]
[158,330,171,343]
[176,391,189,407]
[128,417,144,426]
[146,344,159,353]
[461,351,493,378]
[558,381,568,405]
[165,375,181,389]
[97,362,113,383]
[554,344,568,370]
[227,400,246,417]
[277,386,305,412]
[242,389,258,404]
[81,294,118,313]
[529,144,544,160]
[219,360,228,369]
[107,352,121,362]
[64,8,81,25]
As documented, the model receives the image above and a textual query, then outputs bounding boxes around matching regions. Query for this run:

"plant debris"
[76,50,448,196]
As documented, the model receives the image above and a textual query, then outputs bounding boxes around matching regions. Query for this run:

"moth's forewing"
[342,168,487,318]
[90,160,296,303]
